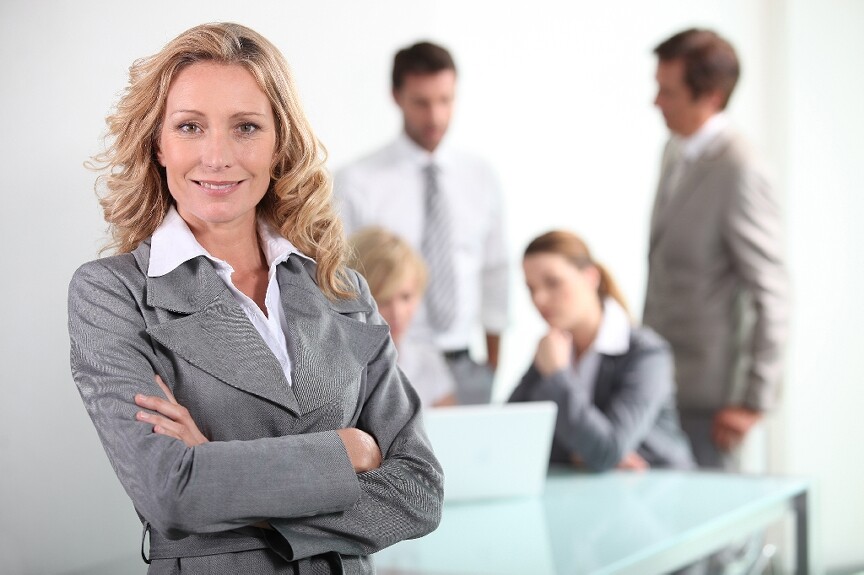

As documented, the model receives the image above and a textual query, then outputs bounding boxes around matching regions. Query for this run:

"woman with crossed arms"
[68,23,442,574]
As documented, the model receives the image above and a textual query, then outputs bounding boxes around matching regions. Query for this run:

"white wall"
[778,0,864,570]
[0,1,861,572]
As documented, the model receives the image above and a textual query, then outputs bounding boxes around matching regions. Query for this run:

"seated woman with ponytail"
[509,231,694,472]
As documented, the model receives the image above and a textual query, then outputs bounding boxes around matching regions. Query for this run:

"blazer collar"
[135,241,387,416]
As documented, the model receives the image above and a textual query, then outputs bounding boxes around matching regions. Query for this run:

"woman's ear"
[155,148,165,167]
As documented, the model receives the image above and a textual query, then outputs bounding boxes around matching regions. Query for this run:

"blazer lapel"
[276,257,389,416]
[141,249,301,416]
[649,130,732,253]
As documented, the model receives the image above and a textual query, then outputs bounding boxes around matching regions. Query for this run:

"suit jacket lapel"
[649,130,732,253]
[276,257,389,416]
[137,244,301,415]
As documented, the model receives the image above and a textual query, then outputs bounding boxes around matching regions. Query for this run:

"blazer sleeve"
[723,161,790,411]
[508,339,675,472]
[68,261,363,539]
[268,270,444,560]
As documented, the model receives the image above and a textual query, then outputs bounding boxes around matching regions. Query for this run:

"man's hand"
[712,406,763,452]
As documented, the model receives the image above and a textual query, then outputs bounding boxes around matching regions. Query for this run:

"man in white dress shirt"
[335,41,508,404]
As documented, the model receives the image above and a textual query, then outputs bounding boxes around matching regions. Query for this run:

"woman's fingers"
[617,452,649,471]
[135,392,188,422]
[136,410,184,441]
[154,374,178,404]
[134,376,209,447]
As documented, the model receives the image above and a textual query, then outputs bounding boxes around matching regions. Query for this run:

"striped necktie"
[421,163,457,330]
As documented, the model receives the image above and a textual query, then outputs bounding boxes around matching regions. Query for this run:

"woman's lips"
[195,180,241,195]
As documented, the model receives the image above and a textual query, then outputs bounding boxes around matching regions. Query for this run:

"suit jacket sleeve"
[269,270,444,559]
[723,162,789,411]
[508,339,675,472]
[68,260,365,539]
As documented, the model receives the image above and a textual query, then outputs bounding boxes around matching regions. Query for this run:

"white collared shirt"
[661,113,729,204]
[334,133,509,350]
[149,206,308,386]
[568,298,631,400]
[672,112,729,162]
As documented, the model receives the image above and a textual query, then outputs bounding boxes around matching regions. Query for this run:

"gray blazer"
[508,327,694,472]
[643,126,789,413]
[68,240,443,574]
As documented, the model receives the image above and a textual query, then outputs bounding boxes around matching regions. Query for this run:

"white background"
[0,1,861,572]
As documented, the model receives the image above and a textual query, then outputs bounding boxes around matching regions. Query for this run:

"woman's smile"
[195,179,244,195]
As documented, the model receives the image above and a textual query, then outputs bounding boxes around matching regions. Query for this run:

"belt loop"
[140,521,151,565]
[444,348,470,361]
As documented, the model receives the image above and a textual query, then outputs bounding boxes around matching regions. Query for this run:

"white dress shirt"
[663,113,730,203]
[149,206,310,386]
[334,133,509,351]
[397,341,456,407]
[567,298,631,402]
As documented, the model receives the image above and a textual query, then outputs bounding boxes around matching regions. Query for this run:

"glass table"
[374,469,811,575]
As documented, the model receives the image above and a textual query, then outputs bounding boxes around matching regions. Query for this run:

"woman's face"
[377,272,423,344]
[157,62,276,233]
[523,253,601,332]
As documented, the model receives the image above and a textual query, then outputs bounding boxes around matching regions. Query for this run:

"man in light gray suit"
[643,29,789,471]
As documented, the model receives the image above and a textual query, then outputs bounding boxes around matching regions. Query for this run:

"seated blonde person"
[349,228,457,407]
[509,231,694,471]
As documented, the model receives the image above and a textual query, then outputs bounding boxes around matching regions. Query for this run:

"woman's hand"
[135,375,209,447]
[616,452,649,471]
[534,328,573,377]
[337,428,382,473]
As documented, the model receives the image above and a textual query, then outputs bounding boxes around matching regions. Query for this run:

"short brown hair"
[654,28,740,109]
[392,41,456,91]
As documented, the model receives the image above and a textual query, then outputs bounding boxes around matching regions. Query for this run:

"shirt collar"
[593,297,631,355]
[395,131,454,169]
[673,112,729,161]
[148,206,309,278]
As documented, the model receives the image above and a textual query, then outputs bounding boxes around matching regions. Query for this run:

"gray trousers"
[676,410,767,575]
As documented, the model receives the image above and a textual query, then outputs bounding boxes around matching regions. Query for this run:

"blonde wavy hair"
[347,227,427,303]
[91,22,352,299]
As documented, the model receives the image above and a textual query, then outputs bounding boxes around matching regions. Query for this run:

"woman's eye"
[177,122,201,134]
[238,123,259,135]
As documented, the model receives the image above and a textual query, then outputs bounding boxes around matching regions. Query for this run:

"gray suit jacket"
[643,126,789,413]
[508,327,694,472]
[68,240,443,574]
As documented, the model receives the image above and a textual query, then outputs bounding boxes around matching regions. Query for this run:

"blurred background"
[1,0,861,572]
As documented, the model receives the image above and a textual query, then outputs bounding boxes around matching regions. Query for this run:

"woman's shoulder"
[70,244,149,292]
[627,325,671,355]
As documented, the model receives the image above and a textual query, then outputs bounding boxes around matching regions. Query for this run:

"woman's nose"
[201,131,233,169]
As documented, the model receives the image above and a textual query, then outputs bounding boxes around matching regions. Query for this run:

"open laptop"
[422,401,557,503]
